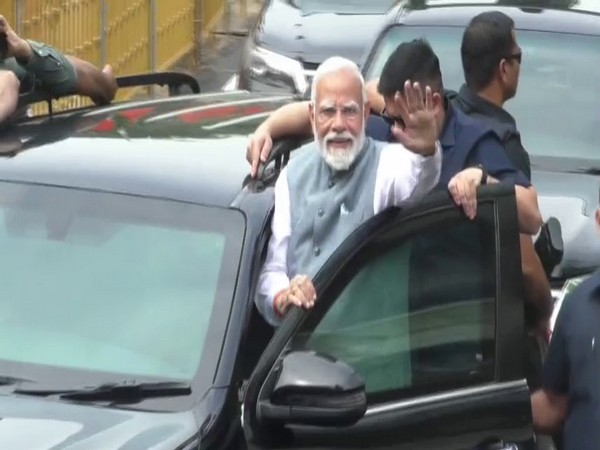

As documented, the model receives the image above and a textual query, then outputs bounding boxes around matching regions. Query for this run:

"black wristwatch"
[476,164,488,185]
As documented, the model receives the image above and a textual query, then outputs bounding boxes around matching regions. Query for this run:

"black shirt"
[543,274,600,450]
[448,84,532,181]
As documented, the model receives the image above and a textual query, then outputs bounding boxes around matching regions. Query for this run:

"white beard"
[314,126,366,171]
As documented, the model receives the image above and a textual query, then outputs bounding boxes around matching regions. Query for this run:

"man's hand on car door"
[448,167,484,220]
[275,274,317,316]
[247,127,274,178]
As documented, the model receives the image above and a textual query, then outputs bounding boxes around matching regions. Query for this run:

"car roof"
[0,91,294,207]
[390,0,600,35]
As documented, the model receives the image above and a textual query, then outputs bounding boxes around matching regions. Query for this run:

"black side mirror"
[258,350,366,427]
[534,217,564,277]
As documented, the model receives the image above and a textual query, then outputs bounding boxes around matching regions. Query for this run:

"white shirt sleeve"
[255,167,292,326]
[373,141,442,213]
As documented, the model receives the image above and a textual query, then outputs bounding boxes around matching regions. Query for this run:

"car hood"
[0,394,198,450]
[533,157,600,278]
[256,0,387,65]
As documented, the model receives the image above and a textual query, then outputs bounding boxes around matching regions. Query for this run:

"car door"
[243,184,533,450]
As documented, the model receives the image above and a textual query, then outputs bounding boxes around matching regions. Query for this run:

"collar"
[439,98,455,148]
[458,84,516,126]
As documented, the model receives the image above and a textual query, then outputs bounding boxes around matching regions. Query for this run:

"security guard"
[451,10,531,181]
[531,268,600,449]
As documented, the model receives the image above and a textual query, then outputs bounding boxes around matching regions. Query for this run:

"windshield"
[0,182,243,387]
[291,0,397,15]
[364,25,600,160]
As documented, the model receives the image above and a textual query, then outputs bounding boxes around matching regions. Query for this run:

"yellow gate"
[0,0,250,113]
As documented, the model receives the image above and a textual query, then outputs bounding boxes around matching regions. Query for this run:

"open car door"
[243,183,534,450]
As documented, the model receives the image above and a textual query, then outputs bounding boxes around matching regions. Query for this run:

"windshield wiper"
[573,167,600,175]
[0,375,35,386]
[13,380,191,403]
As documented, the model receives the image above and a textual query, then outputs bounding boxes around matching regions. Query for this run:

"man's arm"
[531,294,571,433]
[374,141,442,212]
[478,173,542,235]
[259,101,313,138]
[531,389,568,434]
[255,167,292,326]
[373,81,442,210]
[520,234,553,333]
[0,70,19,123]
[513,184,542,235]
[365,78,385,114]
[471,134,543,235]
[247,101,313,177]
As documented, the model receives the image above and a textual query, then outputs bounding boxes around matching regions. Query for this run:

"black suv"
[237,0,397,95]
[1,74,534,449]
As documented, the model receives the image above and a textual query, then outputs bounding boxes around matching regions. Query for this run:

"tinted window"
[364,25,600,160]
[0,182,243,383]
[292,212,496,400]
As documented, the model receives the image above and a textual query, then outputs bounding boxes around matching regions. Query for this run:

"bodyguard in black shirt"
[450,84,531,180]
[447,11,554,393]
[449,11,531,180]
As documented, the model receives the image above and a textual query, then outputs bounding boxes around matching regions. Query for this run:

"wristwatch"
[476,164,488,185]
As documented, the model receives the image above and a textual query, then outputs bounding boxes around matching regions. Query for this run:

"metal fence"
[0,0,255,112]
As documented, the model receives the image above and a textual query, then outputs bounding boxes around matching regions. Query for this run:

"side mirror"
[534,217,564,277]
[258,350,367,427]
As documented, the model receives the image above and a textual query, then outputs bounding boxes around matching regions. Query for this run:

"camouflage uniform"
[0,40,78,98]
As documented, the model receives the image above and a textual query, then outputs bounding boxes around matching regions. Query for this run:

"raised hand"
[390,80,438,156]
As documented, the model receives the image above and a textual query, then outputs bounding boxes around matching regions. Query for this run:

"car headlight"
[244,46,307,96]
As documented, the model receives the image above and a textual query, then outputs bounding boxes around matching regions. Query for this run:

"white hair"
[310,56,367,104]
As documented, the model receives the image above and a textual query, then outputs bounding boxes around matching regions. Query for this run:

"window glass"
[364,25,600,160]
[292,215,496,398]
[0,182,244,382]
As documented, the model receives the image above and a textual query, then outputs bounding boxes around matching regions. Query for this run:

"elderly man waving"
[255,56,442,326]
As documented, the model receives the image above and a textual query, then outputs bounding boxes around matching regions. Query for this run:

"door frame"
[243,183,530,448]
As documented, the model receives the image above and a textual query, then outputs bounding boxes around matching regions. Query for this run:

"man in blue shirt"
[531,213,600,449]
[373,39,528,190]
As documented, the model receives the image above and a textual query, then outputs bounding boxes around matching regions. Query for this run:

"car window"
[291,211,496,400]
[0,181,243,383]
[363,25,600,160]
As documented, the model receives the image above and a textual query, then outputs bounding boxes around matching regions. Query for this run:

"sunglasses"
[380,107,405,129]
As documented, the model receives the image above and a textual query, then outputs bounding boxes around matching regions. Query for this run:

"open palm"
[390,80,438,156]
